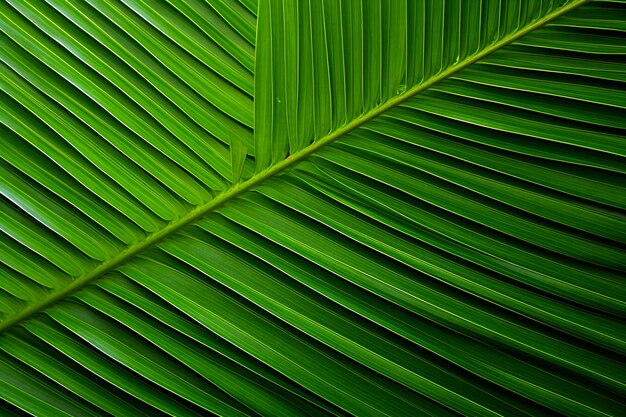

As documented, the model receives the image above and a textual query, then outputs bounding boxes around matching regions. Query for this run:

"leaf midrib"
[0,0,588,331]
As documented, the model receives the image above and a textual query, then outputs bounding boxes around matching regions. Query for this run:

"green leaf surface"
[2,0,626,415]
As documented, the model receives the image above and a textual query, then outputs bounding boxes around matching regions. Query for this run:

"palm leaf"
[1,0,625,415]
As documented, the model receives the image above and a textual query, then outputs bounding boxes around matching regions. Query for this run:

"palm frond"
[1,0,625,415]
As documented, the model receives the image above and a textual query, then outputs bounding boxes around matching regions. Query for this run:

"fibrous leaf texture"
[1,0,626,415]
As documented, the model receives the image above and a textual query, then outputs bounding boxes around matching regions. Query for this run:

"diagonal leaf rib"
[0,0,589,332]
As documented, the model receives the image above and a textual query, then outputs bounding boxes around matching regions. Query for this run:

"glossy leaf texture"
[2,0,626,416]
[0,0,256,325]
[253,0,586,169]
